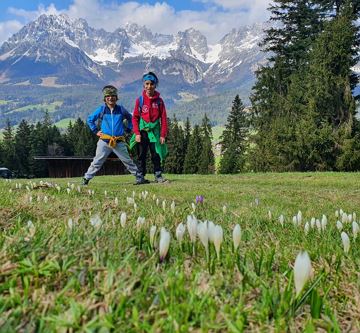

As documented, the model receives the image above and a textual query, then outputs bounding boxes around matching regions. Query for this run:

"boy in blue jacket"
[82,85,141,185]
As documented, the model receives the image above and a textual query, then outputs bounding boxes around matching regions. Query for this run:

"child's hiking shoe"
[82,178,90,186]
[134,178,150,185]
[155,175,168,183]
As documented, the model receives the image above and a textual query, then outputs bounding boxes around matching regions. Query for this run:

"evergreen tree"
[14,120,32,177]
[183,117,191,155]
[2,120,16,171]
[184,125,202,174]
[164,116,186,174]
[219,95,249,173]
[198,114,215,174]
[250,0,360,171]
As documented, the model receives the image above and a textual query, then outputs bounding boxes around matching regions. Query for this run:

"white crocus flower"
[126,197,135,205]
[104,190,108,197]
[348,214,353,223]
[150,225,157,248]
[292,216,297,226]
[186,215,198,243]
[28,195,33,203]
[114,197,119,206]
[191,202,196,213]
[310,217,315,228]
[90,214,102,228]
[162,200,166,212]
[352,212,356,222]
[294,251,312,297]
[335,210,339,218]
[321,215,327,231]
[171,201,176,215]
[197,221,209,259]
[268,210,272,220]
[77,186,81,193]
[176,223,186,242]
[133,203,137,212]
[152,194,156,201]
[207,221,216,243]
[132,190,135,198]
[159,227,170,262]
[342,213,348,224]
[67,218,74,230]
[213,225,223,260]
[27,220,36,238]
[156,198,160,206]
[352,221,359,239]
[316,219,321,232]
[37,195,41,202]
[297,211,302,226]
[66,188,71,195]
[8,189,12,194]
[91,190,95,195]
[341,232,350,253]
[336,220,343,231]
[120,212,126,228]
[70,183,75,190]
[339,209,344,216]
[304,222,310,234]
[279,215,284,227]
[56,185,61,192]
[136,216,145,230]
[44,196,48,203]
[223,205,227,214]
[233,224,242,251]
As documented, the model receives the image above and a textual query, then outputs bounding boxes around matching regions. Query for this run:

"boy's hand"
[97,131,103,137]
[160,137,165,144]
[135,135,141,142]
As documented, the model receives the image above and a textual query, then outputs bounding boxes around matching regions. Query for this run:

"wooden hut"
[33,155,127,178]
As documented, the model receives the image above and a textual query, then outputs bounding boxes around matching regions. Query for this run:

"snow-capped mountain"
[0,13,267,95]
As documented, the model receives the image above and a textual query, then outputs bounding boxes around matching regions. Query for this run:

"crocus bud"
[186,215,198,243]
[304,222,310,234]
[294,251,312,296]
[176,223,186,242]
[233,224,241,251]
[213,225,223,259]
[279,215,284,227]
[352,221,359,239]
[120,212,126,227]
[336,220,343,231]
[197,221,209,258]
[159,227,170,262]
[341,232,350,253]
[150,225,157,247]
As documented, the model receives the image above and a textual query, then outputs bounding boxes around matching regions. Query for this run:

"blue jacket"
[87,104,133,137]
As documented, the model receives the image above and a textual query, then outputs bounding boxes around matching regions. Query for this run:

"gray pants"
[84,139,139,180]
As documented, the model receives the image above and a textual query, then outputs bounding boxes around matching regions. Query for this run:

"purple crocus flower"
[196,195,204,204]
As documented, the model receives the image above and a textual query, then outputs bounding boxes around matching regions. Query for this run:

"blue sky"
[0,0,271,44]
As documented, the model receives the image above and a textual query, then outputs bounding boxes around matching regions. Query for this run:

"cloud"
[8,4,61,21]
[2,0,272,44]
[0,20,23,44]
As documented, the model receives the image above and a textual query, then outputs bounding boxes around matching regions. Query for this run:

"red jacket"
[132,90,168,138]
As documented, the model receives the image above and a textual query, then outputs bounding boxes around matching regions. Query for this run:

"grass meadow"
[1,172,360,332]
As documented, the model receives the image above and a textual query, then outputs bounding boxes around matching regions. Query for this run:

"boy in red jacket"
[130,72,168,184]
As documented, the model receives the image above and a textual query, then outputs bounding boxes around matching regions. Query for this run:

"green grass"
[0,100,9,105]
[54,117,76,129]
[6,101,63,114]
[1,173,360,332]
[212,125,224,142]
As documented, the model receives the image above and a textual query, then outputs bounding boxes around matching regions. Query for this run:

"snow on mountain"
[0,13,267,88]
